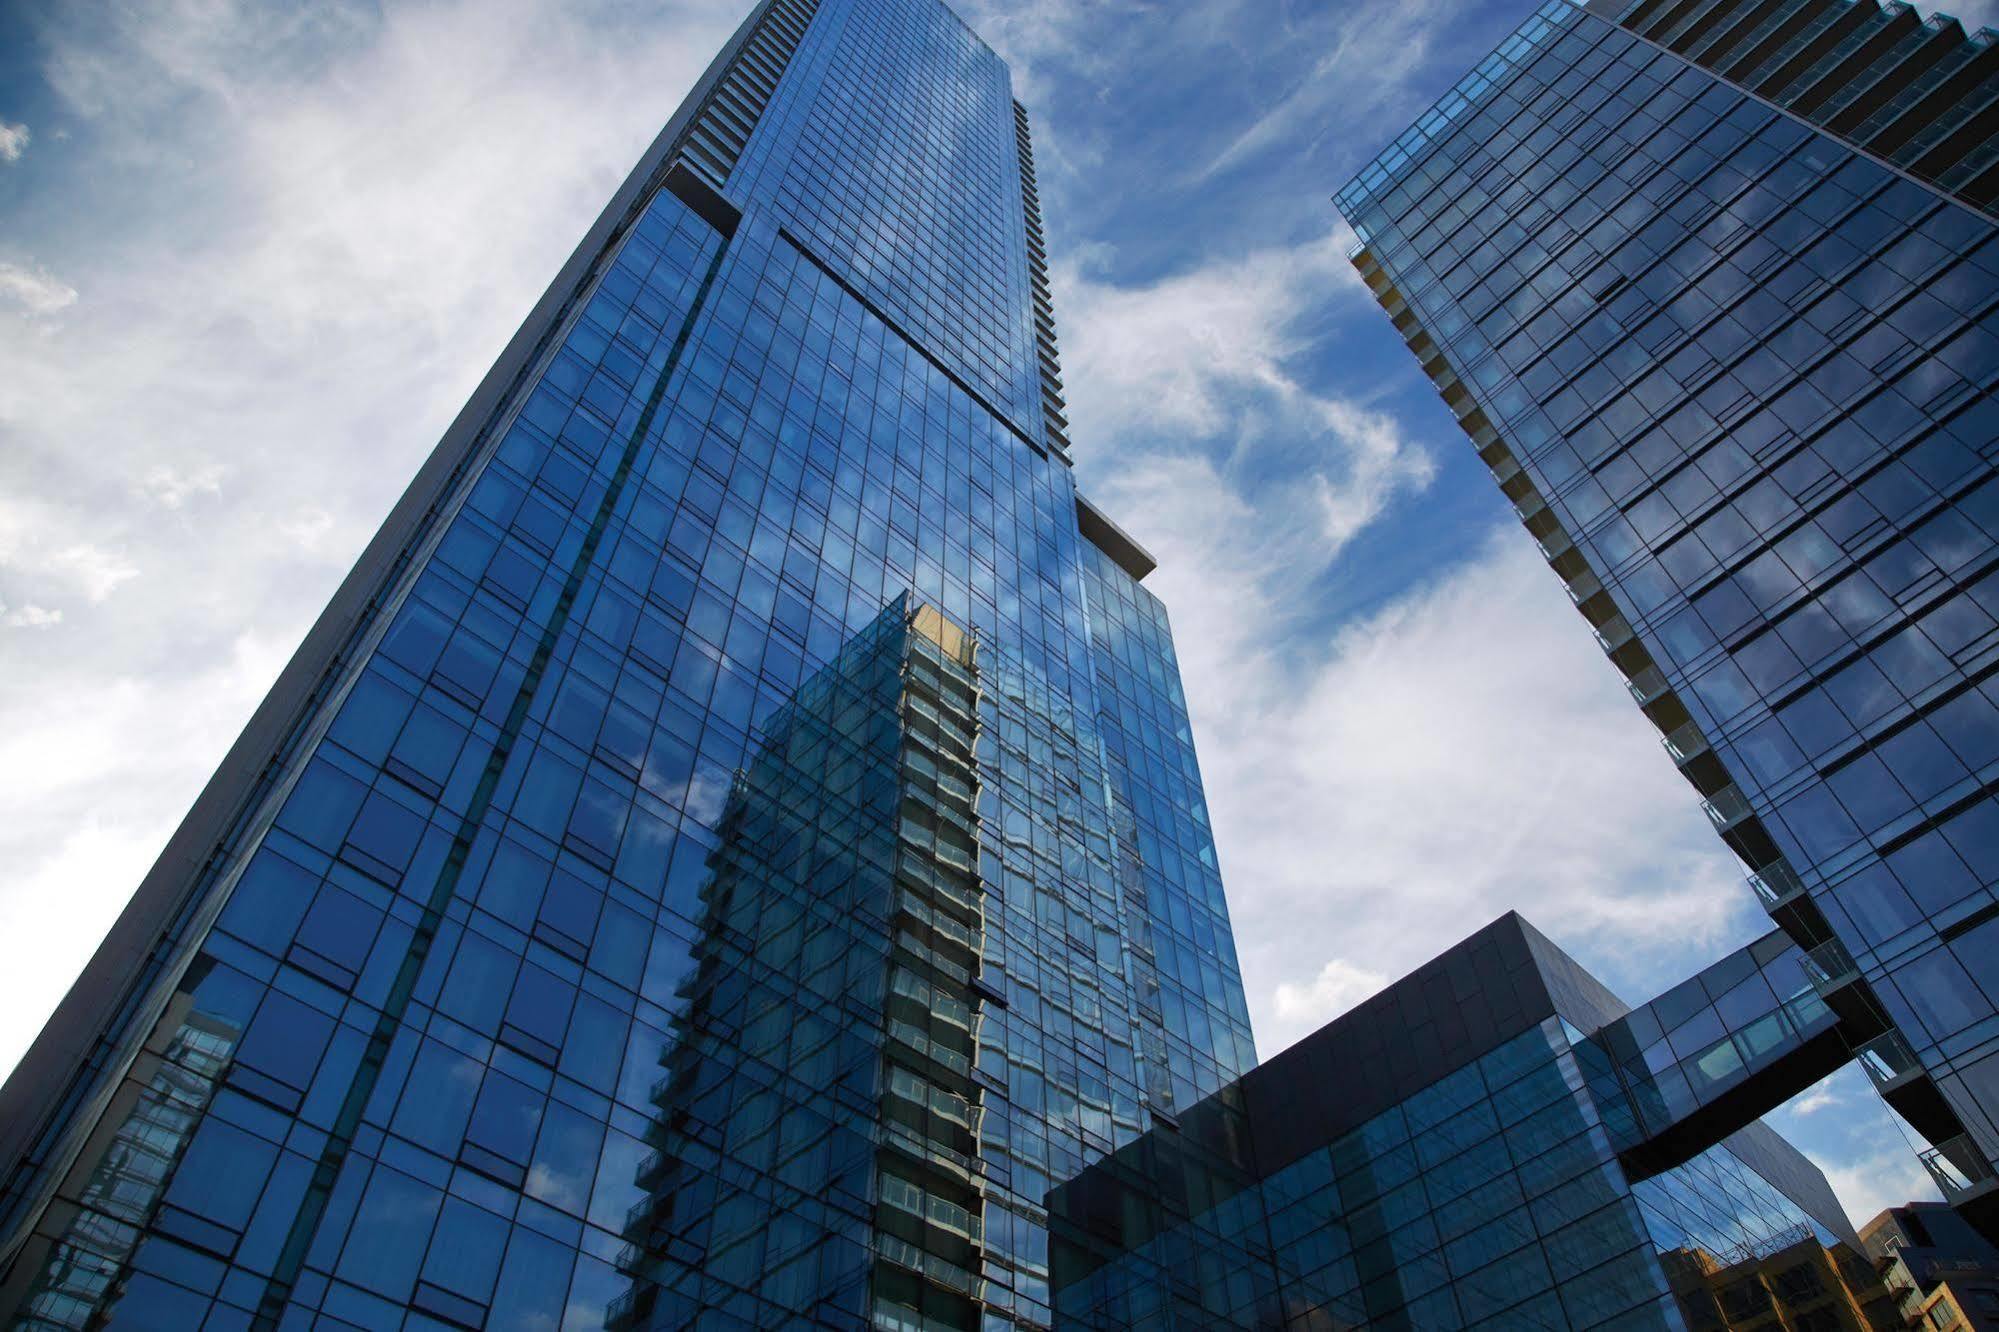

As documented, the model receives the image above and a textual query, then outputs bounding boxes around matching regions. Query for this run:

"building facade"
[1864,1201,1999,1330]
[1049,913,1892,1331]
[0,0,1930,1327]
[0,0,1258,1326]
[1336,0,1999,1243]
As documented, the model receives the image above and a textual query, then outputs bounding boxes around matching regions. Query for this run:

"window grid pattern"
[1053,1020,1843,1330]
[0,34,1243,1311]
[1336,0,1999,1178]
[733,0,1043,449]
[1080,543,1256,1113]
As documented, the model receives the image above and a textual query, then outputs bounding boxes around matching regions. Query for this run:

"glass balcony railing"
[1747,859,1805,909]
[1919,1135,1997,1203]
[1594,615,1635,652]
[1564,570,1603,605]
[1800,938,1859,993]
[1513,491,1547,522]
[1538,528,1574,560]
[1854,1031,1922,1089]
[1701,783,1753,831]
[1662,720,1709,764]
[1625,664,1669,705]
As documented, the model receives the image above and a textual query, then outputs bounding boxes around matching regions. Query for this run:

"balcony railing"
[1565,570,1604,605]
[1800,938,1860,994]
[1662,720,1709,764]
[1513,491,1548,522]
[1919,1135,1997,1203]
[1626,664,1669,706]
[1854,1031,1922,1090]
[1538,528,1574,560]
[1701,783,1754,831]
[1594,615,1635,652]
[1747,859,1806,909]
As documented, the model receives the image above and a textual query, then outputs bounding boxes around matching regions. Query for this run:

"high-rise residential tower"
[0,1,1258,1325]
[1337,0,1999,1245]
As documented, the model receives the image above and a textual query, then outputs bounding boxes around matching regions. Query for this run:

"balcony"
[1747,859,1806,910]
[1626,664,1670,706]
[1919,1135,1997,1205]
[1565,570,1604,605]
[1538,528,1574,560]
[1701,783,1754,832]
[1594,614,1636,653]
[1800,938,1860,994]
[1512,491,1548,522]
[1662,720,1710,764]
[1854,1031,1923,1092]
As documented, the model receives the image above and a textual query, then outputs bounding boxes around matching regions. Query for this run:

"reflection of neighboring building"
[1,989,238,1329]
[1335,0,1999,1248]
[1660,1229,1897,1331]
[1049,913,1881,1330]
[1865,1202,1999,1331]
[610,597,990,1330]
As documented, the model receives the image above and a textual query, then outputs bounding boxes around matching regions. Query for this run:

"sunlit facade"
[0,0,1920,1326]
[0,0,1253,1325]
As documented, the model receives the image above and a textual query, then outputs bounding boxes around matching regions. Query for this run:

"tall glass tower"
[1336,0,1999,1243]
[0,0,1255,1325]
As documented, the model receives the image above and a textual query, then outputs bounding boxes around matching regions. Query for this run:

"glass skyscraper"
[0,0,1918,1328]
[0,0,1257,1325]
[1336,0,1999,1247]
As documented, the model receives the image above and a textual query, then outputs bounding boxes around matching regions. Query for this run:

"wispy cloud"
[140,462,225,510]
[0,122,27,163]
[0,262,78,315]
[0,602,63,630]
[0,0,739,1080]
[1274,957,1390,1030]
[1094,450,1758,1053]
[1061,234,1433,558]
[1195,0,1451,182]
[1821,1144,1941,1229]
[1789,1076,1844,1117]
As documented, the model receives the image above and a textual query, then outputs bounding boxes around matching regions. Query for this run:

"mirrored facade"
[0,0,1907,1326]
[1336,0,1999,1245]
[0,0,1251,1325]
[1048,914,1876,1331]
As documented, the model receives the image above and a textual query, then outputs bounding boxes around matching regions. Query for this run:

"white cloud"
[0,602,63,629]
[1822,1144,1941,1230]
[1093,448,1758,1054]
[1060,235,1432,559]
[0,262,79,315]
[0,0,738,1083]
[42,543,140,603]
[0,122,27,163]
[0,630,296,1079]
[1274,957,1390,1029]
[276,506,337,551]
[1789,1076,1844,1117]
[1194,0,1447,183]
[139,462,225,509]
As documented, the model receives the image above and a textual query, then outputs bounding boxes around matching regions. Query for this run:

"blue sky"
[0,0,1971,1224]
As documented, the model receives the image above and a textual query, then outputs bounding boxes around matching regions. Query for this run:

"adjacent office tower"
[1337,0,1999,1243]
[0,0,1258,1325]
[1050,913,1893,1330]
